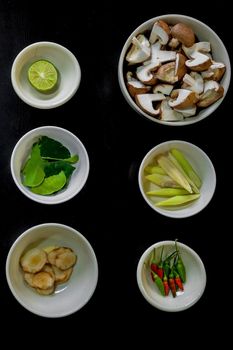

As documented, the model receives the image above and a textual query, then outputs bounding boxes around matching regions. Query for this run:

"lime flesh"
[28,60,58,92]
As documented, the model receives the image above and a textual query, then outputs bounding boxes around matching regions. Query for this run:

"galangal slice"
[20,248,47,273]
[48,247,77,270]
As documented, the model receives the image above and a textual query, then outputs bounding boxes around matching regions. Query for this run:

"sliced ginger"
[21,246,77,296]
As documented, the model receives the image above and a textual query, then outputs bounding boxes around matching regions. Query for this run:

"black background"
[0,0,231,337]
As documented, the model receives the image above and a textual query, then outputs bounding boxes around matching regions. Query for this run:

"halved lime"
[28,60,58,93]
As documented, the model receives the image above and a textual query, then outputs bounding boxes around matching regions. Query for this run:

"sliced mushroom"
[201,61,226,81]
[182,72,204,94]
[145,41,176,64]
[185,51,212,72]
[135,93,165,116]
[169,89,198,109]
[168,37,180,49]
[174,105,197,117]
[126,72,151,97]
[197,80,224,107]
[126,35,151,65]
[182,42,211,58]
[175,53,187,80]
[160,99,184,121]
[156,62,178,84]
[136,61,159,85]
[149,20,170,45]
[153,84,174,95]
[171,23,195,47]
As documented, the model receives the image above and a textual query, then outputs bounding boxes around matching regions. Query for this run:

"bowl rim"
[138,140,216,218]
[11,41,81,109]
[5,222,99,318]
[118,13,231,126]
[136,240,207,312]
[10,125,90,205]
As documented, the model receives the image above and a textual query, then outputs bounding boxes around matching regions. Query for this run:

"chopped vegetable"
[157,155,193,193]
[145,173,181,188]
[155,194,200,207]
[146,188,190,197]
[171,148,202,188]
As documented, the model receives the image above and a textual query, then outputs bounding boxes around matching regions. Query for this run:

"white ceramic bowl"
[6,223,98,318]
[137,240,206,312]
[11,126,89,204]
[118,14,231,125]
[11,41,81,109]
[138,140,216,218]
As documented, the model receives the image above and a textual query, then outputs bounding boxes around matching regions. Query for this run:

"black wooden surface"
[0,0,231,336]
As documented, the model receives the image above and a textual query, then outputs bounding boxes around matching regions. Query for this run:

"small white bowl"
[11,126,89,204]
[6,223,98,318]
[118,14,231,125]
[138,140,216,218]
[137,240,206,312]
[11,41,81,109]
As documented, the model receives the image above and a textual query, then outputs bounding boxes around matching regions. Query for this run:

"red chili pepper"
[168,268,176,298]
[163,272,170,296]
[157,246,164,279]
[173,269,184,290]
[150,262,158,274]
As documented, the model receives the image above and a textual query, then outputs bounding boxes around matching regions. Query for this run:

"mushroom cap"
[171,23,195,47]
[135,93,165,116]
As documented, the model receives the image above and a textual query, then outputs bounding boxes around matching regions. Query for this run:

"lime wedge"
[28,60,58,93]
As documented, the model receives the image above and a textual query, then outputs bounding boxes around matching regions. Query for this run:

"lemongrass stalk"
[171,148,202,188]
[168,152,199,194]
[146,188,190,197]
[155,194,200,207]
[157,155,193,193]
[145,173,181,188]
[144,165,166,175]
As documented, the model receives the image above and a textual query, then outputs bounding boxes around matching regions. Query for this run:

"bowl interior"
[6,223,98,318]
[11,126,89,204]
[138,140,216,218]
[118,14,231,125]
[137,241,206,312]
[11,42,81,108]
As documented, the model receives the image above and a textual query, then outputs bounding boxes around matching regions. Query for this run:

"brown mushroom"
[156,62,178,84]
[135,93,165,116]
[171,23,195,47]
[149,20,170,45]
[169,89,199,109]
[126,72,151,97]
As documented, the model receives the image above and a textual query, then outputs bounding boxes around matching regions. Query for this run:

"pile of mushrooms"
[125,21,225,121]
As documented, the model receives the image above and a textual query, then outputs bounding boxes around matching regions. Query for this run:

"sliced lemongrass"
[171,148,202,188]
[155,194,200,207]
[145,173,181,188]
[157,155,193,193]
[147,188,190,196]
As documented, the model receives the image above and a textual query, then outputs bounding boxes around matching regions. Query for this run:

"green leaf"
[22,144,45,187]
[44,161,75,180]
[39,136,71,159]
[31,171,67,195]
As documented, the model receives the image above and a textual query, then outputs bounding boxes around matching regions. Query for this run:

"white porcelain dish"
[6,223,98,318]
[11,41,81,109]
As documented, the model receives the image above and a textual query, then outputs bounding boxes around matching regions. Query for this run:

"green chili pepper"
[175,240,186,283]
[151,271,165,296]
[163,251,177,277]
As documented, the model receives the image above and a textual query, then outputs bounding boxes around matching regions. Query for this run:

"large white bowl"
[11,41,81,109]
[11,126,89,204]
[137,240,206,312]
[6,223,98,318]
[118,14,231,125]
[138,140,216,218]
